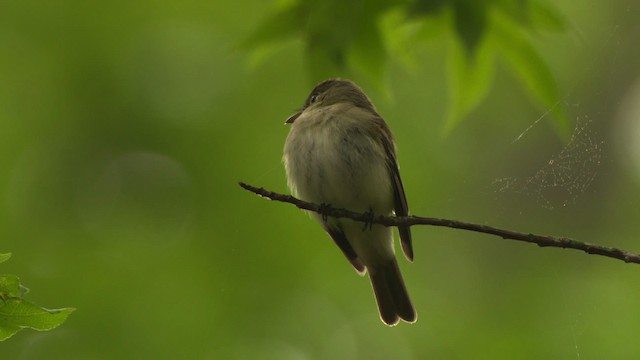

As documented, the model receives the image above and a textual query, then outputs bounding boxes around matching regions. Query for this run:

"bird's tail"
[368,259,417,326]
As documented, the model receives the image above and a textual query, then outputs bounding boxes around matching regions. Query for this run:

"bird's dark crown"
[303,79,375,111]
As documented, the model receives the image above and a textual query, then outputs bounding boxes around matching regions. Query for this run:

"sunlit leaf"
[444,28,495,134]
[412,6,450,43]
[0,298,75,341]
[0,275,21,299]
[0,253,11,264]
[380,9,419,70]
[0,254,74,341]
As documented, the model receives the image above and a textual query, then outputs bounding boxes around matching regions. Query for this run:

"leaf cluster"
[0,253,75,341]
[246,0,568,133]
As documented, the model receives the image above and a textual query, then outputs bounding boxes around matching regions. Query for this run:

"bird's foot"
[318,203,332,225]
[361,207,375,231]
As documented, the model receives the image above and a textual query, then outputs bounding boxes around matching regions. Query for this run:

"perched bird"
[283,79,416,326]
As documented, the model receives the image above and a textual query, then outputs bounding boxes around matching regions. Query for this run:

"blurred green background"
[2,0,640,358]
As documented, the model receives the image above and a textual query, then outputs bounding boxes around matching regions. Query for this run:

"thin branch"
[239,182,640,265]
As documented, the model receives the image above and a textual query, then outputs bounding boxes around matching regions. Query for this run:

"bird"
[283,79,416,326]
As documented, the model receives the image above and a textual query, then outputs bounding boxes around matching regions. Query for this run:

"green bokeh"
[2,0,640,358]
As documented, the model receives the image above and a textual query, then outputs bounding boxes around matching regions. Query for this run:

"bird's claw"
[362,208,375,231]
[318,203,331,225]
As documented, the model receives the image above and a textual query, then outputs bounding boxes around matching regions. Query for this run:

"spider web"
[492,116,604,210]
[489,0,637,213]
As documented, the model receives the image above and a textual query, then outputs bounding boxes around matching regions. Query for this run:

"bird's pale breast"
[284,105,394,215]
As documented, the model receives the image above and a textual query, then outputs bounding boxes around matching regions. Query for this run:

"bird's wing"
[374,116,414,261]
[325,225,366,274]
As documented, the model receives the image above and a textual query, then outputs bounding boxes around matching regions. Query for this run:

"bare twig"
[239,182,640,265]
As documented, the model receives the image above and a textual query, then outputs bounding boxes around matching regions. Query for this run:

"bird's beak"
[285,111,302,124]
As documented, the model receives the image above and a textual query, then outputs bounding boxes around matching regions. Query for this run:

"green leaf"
[0,253,74,341]
[305,39,345,83]
[241,0,568,131]
[492,9,569,135]
[0,275,21,299]
[380,9,418,70]
[0,298,75,341]
[408,0,448,18]
[242,3,304,49]
[380,7,449,74]
[444,27,495,134]
[452,0,488,55]
[303,0,353,82]
[244,0,401,86]
[0,253,11,264]
[349,18,387,92]
[241,3,306,69]
[491,0,529,25]
[528,0,566,32]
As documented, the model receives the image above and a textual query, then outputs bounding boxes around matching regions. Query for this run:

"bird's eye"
[309,93,319,103]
